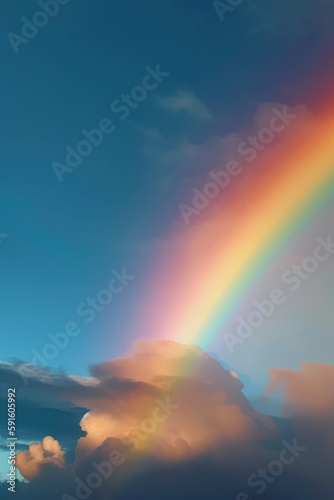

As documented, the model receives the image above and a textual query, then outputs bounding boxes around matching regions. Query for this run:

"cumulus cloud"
[16,436,65,481]
[2,345,334,498]
[157,90,213,121]
[74,340,275,460]
[4,342,275,466]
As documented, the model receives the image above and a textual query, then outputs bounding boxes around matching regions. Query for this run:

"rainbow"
[135,99,334,350]
[114,89,334,494]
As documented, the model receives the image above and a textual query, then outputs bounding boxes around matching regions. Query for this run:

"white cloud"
[157,90,213,121]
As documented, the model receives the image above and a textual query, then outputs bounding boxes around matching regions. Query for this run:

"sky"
[1,0,334,498]
[1,0,333,381]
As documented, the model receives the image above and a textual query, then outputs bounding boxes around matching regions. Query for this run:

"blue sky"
[1,0,333,383]
[1,2,334,497]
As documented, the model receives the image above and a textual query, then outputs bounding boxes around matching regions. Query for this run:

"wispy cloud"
[157,90,213,121]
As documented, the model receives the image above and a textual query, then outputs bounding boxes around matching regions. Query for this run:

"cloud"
[134,124,163,142]
[16,436,65,481]
[141,101,309,184]
[3,342,275,463]
[266,363,334,416]
[0,363,87,459]
[265,363,334,453]
[157,90,213,121]
[2,345,334,498]
[2,344,274,465]
[74,340,275,460]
